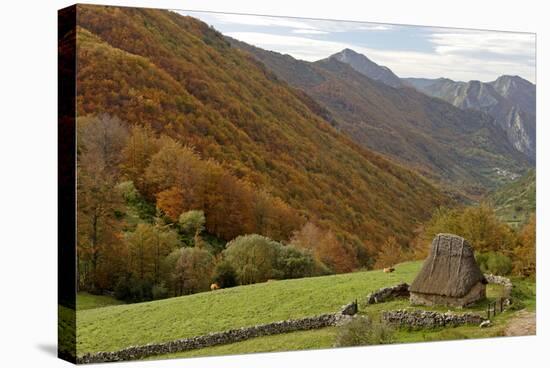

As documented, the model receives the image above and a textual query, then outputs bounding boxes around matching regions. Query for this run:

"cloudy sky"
[175,10,535,83]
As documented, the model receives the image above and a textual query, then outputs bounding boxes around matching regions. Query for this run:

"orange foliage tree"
[291,222,358,273]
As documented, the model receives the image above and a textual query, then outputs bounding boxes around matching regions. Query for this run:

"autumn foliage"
[75,5,447,256]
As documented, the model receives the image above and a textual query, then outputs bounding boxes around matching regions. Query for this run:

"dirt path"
[504,310,536,336]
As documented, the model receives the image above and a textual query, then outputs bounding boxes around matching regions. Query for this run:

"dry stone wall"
[366,283,410,304]
[77,302,358,363]
[484,274,513,298]
[382,309,485,328]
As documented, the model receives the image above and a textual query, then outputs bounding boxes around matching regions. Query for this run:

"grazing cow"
[210,283,220,291]
[383,267,395,273]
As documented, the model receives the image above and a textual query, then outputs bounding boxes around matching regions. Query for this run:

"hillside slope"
[76,5,447,247]
[230,40,531,198]
[404,76,536,160]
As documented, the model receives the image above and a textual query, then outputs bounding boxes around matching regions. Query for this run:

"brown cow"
[210,283,220,291]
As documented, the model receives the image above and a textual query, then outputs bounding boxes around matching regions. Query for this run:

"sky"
[175,10,535,83]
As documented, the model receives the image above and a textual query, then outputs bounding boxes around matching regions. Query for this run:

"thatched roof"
[410,234,486,297]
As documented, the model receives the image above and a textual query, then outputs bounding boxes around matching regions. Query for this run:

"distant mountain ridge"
[323,48,535,161]
[404,75,536,160]
[230,39,531,198]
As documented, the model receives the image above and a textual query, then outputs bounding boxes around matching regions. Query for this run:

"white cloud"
[429,30,535,58]
[291,29,329,35]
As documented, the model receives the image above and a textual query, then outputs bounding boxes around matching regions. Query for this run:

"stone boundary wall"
[484,274,513,298]
[366,283,410,304]
[382,309,485,328]
[77,302,358,363]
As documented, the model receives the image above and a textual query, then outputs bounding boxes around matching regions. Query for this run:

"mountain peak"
[330,48,372,63]
[340,47,357,54]
[336,48,360,56]
[329,49,402,88]
[495,74,526,82]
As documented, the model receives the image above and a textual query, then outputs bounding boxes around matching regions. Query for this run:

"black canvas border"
[58,4,77,364]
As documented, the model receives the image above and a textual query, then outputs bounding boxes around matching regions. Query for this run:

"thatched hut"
[410,233,486,307]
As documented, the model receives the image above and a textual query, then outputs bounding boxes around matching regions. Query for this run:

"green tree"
[173,247,214,295]
[179,210,206,238]
[223,234,281,284]
[125,222,180,283]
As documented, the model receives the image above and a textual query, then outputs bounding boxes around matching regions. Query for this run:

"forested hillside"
[75,5,449,293]
[231,39,531,199]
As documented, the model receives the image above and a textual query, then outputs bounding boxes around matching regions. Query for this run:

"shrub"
[335,316,394,347]
[152,282,169,300]
[212,260,238,288]
[114,276,132,301]
[509,280,534,311]
[508,298,526,311]
[114,275,154,303]
[486,253,513,275]
[275,245,316,279]
[477,252,512,275]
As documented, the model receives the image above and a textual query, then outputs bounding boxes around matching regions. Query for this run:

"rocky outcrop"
[366,283,410,304]
[77,302,358,363]
[382,309,485,328]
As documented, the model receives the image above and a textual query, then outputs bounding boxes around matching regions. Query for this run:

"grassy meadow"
[76,261,535,358]
[156,277,535,360]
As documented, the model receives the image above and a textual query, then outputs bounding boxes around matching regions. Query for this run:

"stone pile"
[366,283,410,304]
